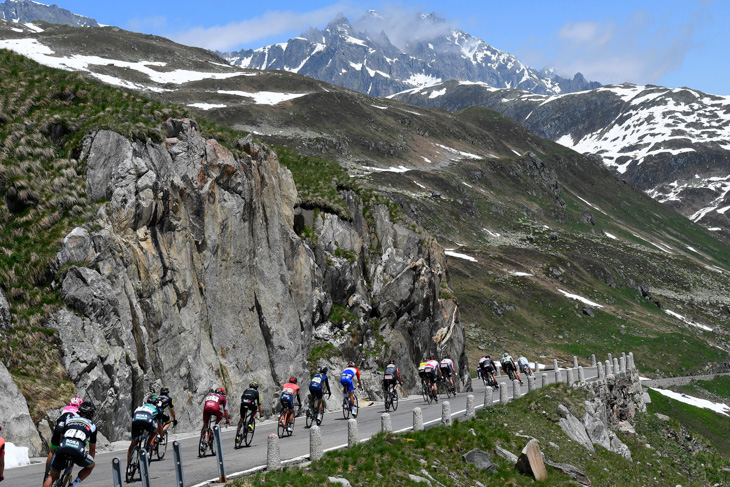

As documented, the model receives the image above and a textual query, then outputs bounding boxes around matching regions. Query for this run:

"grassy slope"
[674,376,730,404]
[229,385,729,487]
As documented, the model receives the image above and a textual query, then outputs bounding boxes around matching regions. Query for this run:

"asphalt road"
[8,366,599,487]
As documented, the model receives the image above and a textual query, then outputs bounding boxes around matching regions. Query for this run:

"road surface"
[8,366,599,486]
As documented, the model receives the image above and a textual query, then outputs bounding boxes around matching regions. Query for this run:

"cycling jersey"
[440,358,454,374]
[61,405,79,415]
[309,373,331,399]
[280,382,301,411]
[51,416,96,472]
[158,395,175,412]
[340,367,360,392]
[204,393,228,414]
[132,404,160,440]
[51,411,79,450]
[383,364,400,384]
[241,389,261,412]
[0,435,4,458]
[424,360,439,382]
[517,357,529,367]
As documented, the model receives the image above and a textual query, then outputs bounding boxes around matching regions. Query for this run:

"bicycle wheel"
[235,421,244,449]
[384,386,391,412]
[342,397,351,419]
[287,418,294,437]
[244,415,255,447]
[156,431,168,460]
[126,448,138,483]
[305,404,314,428]
[277,411,286,438]
[421,382,429,403]
[198,430,208,457]
[209,429,216,456]
[446,380,453,398]
[391,389,399,411]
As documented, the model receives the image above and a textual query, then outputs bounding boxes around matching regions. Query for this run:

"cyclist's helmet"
[69,397,83,408]
[289,377,297,384]
[215,387,226,395]
[146,394,159,404]
[249,381,259,389]
[389,359,396,364]
[320,367,328,374]
[78,401,96,420]
[347,361,355,367]
[445,355,451,359]
[430,355,437,360]
[160,387,170,396]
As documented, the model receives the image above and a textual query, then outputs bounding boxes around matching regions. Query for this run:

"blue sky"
[54,0,729,94]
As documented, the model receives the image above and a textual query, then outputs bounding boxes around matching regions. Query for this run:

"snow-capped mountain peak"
[0,0,99,27]
[224,12,599,98]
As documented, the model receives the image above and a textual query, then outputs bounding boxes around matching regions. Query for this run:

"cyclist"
[202,387,231,437]
[517,355,532,377]
[425,355,441,400]
[479,355,497,386]
[439,355,456,391]
[43,401,97,487]
[501,351,522,384]
[157,387,178,437]
[237,381,263,442]
[127,395,163,465]
[383,359,403,394]
[340,361,362,417]
[280,377,301,432]
[0,424,4,483]
[417,357,428,387]
[45,397,83,477]
[309,367,332,422]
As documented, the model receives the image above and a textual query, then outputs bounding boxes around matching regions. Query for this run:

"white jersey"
[478,357,487,366]
[517,356,529,367]
[440,358,454,370]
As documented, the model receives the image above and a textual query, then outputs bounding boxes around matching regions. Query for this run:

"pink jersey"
[426,359,440,370]
[62,405,79,414]
[203,392,227,413]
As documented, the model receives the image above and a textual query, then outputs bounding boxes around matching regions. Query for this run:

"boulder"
[544,459,591,486]
[56,227,95,266]
[494,445,518,464]
[558,404,594,452]
[0,362,43,456]
[463,448,496,472]
[327,477,352,487]
[0,288,10,332]
[516,438,547,480]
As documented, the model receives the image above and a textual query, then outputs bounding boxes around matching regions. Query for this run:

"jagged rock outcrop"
[0,288,10,332]
[50,119,465,440]
[0,362,43,456]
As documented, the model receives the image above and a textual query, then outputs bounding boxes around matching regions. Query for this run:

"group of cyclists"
[477,351,534,387]
[417,354,458,401]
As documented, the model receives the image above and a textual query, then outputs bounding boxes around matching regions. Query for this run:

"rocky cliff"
[47,119,464,441]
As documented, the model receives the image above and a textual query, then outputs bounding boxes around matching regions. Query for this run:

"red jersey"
[203,392,227,412]
[282,382,300,396]
[0,436,5,457]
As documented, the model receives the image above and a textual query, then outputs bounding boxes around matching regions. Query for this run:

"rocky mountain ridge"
[392,81,730,239]
[224,12,599,98]
[0,0,99,27]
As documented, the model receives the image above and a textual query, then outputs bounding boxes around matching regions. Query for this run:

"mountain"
[224,12,599,98]
[1,18,729,456]
[0,0,99,27]
[392,81,730,240]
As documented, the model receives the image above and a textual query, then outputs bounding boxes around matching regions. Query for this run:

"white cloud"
[526,3,713,85]
[169,3,358,52]
[126,16,168,32]
[352,6,455,52]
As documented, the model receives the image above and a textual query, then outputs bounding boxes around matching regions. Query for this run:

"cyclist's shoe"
[235,434,241,443]
[248,423,254,431]
[317,413,322,421]
[287,425,293,432]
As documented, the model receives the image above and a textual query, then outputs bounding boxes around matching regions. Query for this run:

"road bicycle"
[52,457,73,487]
[342,388,359,419]
[126,433,152,483]
[305,393,328,428]
[198,417,217,457]
[503,363,523,384]
[152,428,168,461]
[438,375,454,399]
[420,378,433,404]
[481,368,498,388]
[383,381,399,412]
[277,407,296,438]
[235,409,256,448]
[520,363,535,379]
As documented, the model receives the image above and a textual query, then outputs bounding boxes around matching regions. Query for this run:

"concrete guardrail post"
[553,359,559,371]
[173,440,185,487]
[554,368,561,384]
[605,359,612,376]
[613,358,620,375]
[413,407,424,431]
[567,368,575,385]
[513,379,522,399]
[267,434,281,471]
[573,356,579,368]
[620,356,626,374]
[500,383,509,404]
[466,395,475,419]
[541,373,548,388]
[622,352,627,365]
[441,401,452,426]
[527,375,535,392]
[112,457,122,487]
[607,353,612,363]
[381,413,392,433]
[534,361,540,374]
[485,386,493,406]
[310,425,323,461]
[597,362,605,381]
[348,418,359,447]
[578,366,585,384]
[629,352,635,371]
[591,354,596,367]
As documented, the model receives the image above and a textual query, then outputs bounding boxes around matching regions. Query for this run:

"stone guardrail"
[640,372,730,388]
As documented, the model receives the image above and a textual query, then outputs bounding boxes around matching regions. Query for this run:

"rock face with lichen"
[47,119,465,440]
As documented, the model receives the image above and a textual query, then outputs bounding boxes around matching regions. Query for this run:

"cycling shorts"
[131,418,157,440]
[340,376,354,392]
[309,385,324,399]
[280,393,294,411]
[159,413,171,425]
[440,366,452,377]
[202,407,223,424]
[51,441,94,472]
[383,374,398,386]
